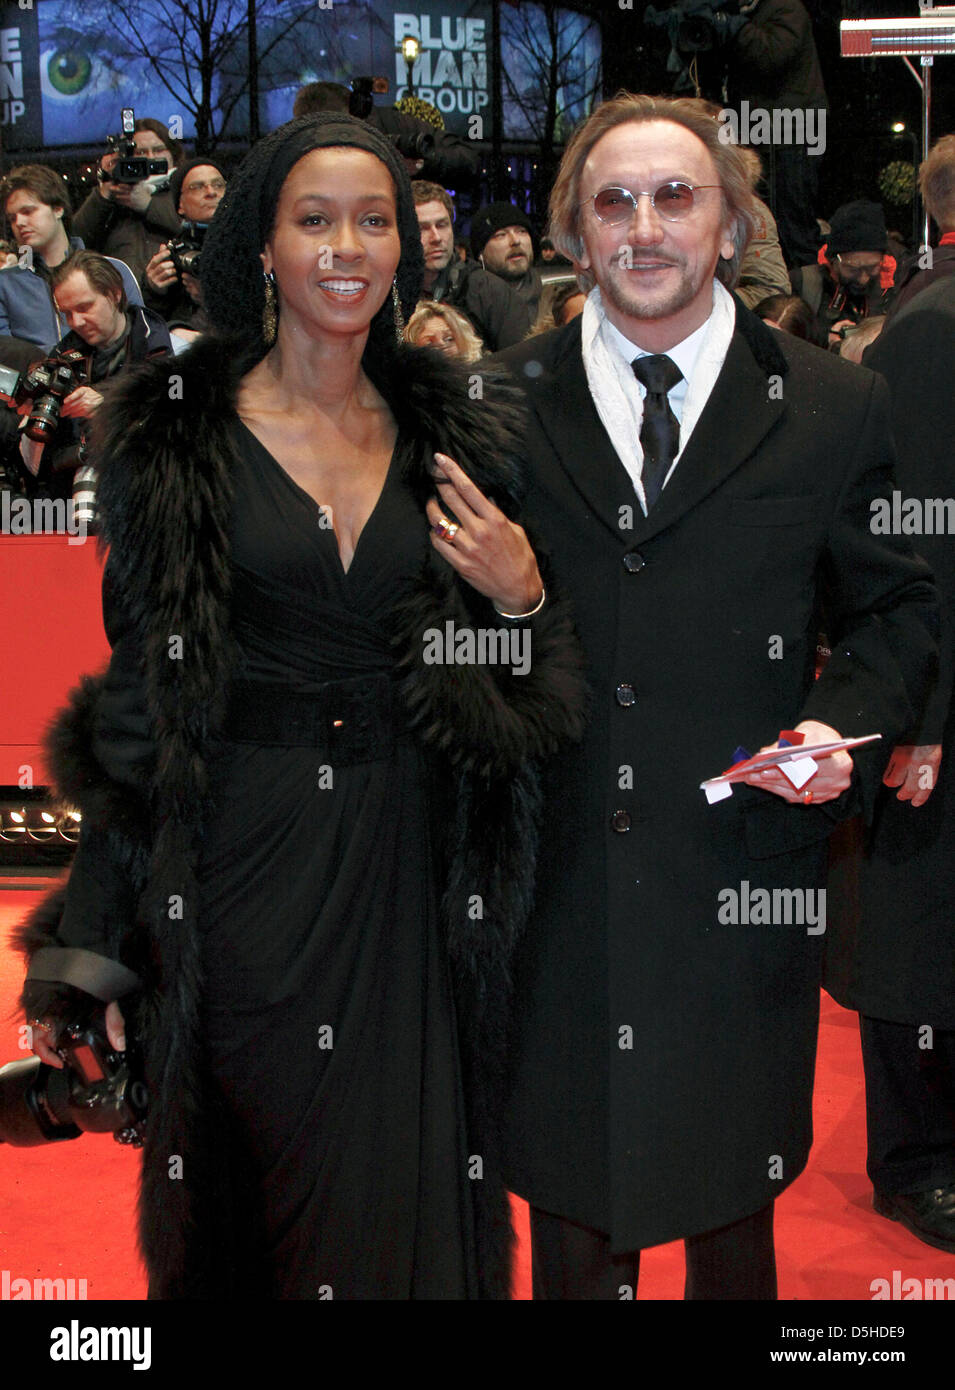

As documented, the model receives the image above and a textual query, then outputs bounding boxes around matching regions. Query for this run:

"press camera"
[0,1010,147,1148]
[100,107,169,185]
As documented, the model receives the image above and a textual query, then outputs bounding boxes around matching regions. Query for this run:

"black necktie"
[632,354,683,510]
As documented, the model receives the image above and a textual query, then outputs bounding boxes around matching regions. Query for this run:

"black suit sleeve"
[864,305,955,742]
[799,370,939,816]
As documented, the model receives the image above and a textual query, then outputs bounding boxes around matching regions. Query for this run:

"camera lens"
[25,395,62,442]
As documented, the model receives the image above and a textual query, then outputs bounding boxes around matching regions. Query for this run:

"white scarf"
[580,280,736,514]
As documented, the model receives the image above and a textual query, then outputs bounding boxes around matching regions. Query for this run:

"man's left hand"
[882,743,941,807]
[60,386,104,419]
[741,719,854,804]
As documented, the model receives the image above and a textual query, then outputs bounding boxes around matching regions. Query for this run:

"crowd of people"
[1,83,951,515]
[5,62,955,1302]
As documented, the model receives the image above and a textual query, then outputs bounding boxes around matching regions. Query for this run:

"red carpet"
[1,886,952,1300]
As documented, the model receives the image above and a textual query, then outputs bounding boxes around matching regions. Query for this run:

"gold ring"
[803,789,814,804]
[434,517,459,542]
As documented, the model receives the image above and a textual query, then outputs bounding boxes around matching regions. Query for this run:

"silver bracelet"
[494,585,546,621]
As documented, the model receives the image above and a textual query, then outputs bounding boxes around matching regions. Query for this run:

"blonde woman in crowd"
[405,299,483,361]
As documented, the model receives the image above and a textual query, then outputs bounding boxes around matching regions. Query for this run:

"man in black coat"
[886,134,955,322]
[493,92,938,1299]
[825,276,955,1252]
[292,81,481,188]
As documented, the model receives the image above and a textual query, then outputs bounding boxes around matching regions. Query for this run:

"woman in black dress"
[19,115,584,1299]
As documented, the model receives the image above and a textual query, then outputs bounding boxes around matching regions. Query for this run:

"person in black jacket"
[790,200,895,348]
[886,135,955,321]
[825,276,955,1253]
[471,201,544,326]
[493,90,937,1301]
[293,81,481,188]
[142,158,228,336]
[725,0,828,267]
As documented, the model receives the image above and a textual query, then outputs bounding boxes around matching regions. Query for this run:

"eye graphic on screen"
[46,49,92,96]
[39,46,127,104]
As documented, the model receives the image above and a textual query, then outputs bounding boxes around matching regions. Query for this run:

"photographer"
[0,166,143,354]
[726,0,828,267]
[293,81,480,187]
[141,158,227,336]
[790,200,896,348]
[0,250,170,504]
[72,118,184,286]
[646,1,826,267]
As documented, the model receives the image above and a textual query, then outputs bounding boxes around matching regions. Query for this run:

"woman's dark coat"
[12,334,586,1299]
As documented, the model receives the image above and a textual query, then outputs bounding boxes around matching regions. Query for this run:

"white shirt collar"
[603,308,712,388]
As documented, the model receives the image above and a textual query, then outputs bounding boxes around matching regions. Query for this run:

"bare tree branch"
[59,0,320,149]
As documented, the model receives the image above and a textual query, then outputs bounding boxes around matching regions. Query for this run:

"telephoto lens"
[72,461,98,531]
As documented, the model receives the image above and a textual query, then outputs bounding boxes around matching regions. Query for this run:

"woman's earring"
[262,270,278,346]
[392,279,405,345]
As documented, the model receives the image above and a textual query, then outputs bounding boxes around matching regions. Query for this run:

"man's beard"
[493,256,529,282]
[600,258,702,322]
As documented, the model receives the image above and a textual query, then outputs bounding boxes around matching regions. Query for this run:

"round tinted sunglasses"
[581,183,722,224]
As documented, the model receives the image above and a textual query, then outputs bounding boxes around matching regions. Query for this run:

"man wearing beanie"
[472,201,544,323]
[790,199,896,347]
[142,158,228,336]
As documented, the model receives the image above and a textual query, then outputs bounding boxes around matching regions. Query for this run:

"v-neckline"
[236,417,400,579]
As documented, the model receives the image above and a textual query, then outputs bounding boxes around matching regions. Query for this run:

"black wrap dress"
[61,417,479,1298]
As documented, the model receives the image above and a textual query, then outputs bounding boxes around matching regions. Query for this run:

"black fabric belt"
[222,673,407,763]
[27,947,142,1001]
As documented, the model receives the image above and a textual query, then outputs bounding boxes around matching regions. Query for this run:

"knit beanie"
[169,158,228,216]
[827,200,887,257]
[470,201,536,261]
